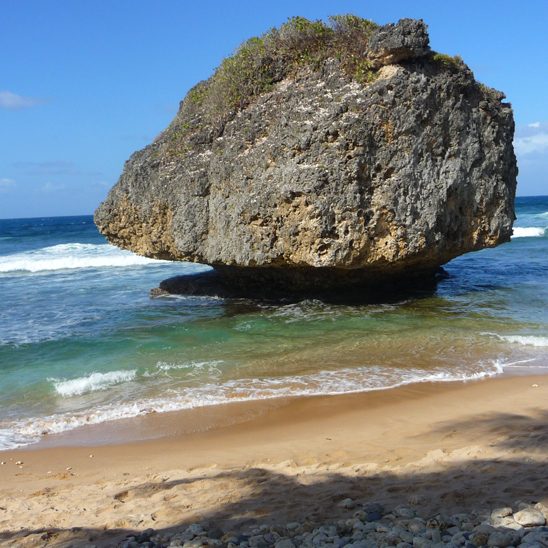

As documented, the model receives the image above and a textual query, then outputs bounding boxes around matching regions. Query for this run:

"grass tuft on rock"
[171,14,378,147]
[431,52,464,70]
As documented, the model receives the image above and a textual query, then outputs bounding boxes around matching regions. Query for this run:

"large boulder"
[94,17,517,292]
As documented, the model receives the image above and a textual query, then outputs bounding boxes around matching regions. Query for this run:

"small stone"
[384,532,401,545]
[514,509,546,527]
[187,524,204,536]
[400,533,414,544]
[408,521,427,535]
[1,462,5,465]
[395,508,417,519]
[365,513,383,523]
[535,532,548,545]
[365,503,385,515]
[492,509,514,520]
[499,523,524,534]
[66,467,72,471]
[427,518,448,532]
[275,541,295,548]
[535,504,548,521]
[413,537,433,548]
[492,517,517,528]
[521,533,538,543]
[264,533,279,544]
[430,531,442,544]
[15,461,23,465]
[502,530,523,546]
[312,533,329,546]
[487,532,511,547]
[183,539,205,548]
[339,499,356,510]
[451,533,466,545]
[408,495,427,507]
[207,530,224,540]
[469,531,489,546]
[474,526,497,535]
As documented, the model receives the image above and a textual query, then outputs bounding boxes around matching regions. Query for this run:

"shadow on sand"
[3,411,548,547]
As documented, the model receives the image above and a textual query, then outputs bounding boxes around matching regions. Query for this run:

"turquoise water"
[0,196,547,450]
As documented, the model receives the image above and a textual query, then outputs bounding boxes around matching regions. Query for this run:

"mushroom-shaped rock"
[95,16,517,293]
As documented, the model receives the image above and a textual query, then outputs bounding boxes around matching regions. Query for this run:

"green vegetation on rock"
[431,52,464,70]
[172,14,378,145]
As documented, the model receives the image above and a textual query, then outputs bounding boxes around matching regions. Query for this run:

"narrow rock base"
[150,267,448,303]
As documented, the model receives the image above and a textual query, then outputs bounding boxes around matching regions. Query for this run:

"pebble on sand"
[115,500,548,548]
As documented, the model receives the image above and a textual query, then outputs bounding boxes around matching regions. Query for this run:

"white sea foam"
[0,243,167,273]
[483,331,548,347]
[156,360,224,377]
[51,370,137,397]
[512,227,546,238]
[0,359,507,450]
[0,429,28,451]
[499,335,548,347]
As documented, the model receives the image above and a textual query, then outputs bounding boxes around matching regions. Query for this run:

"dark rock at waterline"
[150,267,449,304]
[95,17,517,292]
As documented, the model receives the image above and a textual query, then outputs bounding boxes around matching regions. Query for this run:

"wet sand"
[1,374,548,547]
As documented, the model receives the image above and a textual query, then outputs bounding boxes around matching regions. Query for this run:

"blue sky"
[1,0,547,219]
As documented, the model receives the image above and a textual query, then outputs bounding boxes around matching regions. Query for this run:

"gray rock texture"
[94,18,518,291]
[367,18,430,69]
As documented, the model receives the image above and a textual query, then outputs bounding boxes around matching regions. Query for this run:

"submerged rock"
[94,16,517,293]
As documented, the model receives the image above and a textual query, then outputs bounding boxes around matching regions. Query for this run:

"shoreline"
[2,373,548,546]
[4,360,539,454]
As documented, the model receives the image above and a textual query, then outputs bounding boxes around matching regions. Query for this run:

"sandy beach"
[1,373,548,547]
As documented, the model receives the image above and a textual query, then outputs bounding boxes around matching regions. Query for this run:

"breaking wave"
[512,227,546,238]
[498,335,548,347]
[51,370,137,397]
[1,359,507,450]
[0,243,167,273]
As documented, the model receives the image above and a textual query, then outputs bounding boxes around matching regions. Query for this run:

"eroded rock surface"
[95,18,517,292]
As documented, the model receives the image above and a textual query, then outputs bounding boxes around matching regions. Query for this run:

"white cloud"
[40,181,66,192]
[514,132,548,156]
[529,122,541,128]
[0,91,49,110]
[0,178,16,192]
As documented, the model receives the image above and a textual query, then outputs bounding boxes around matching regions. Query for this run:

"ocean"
[1,196,547,451]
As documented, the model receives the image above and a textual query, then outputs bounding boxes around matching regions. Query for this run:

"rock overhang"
[94,16,518,293]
